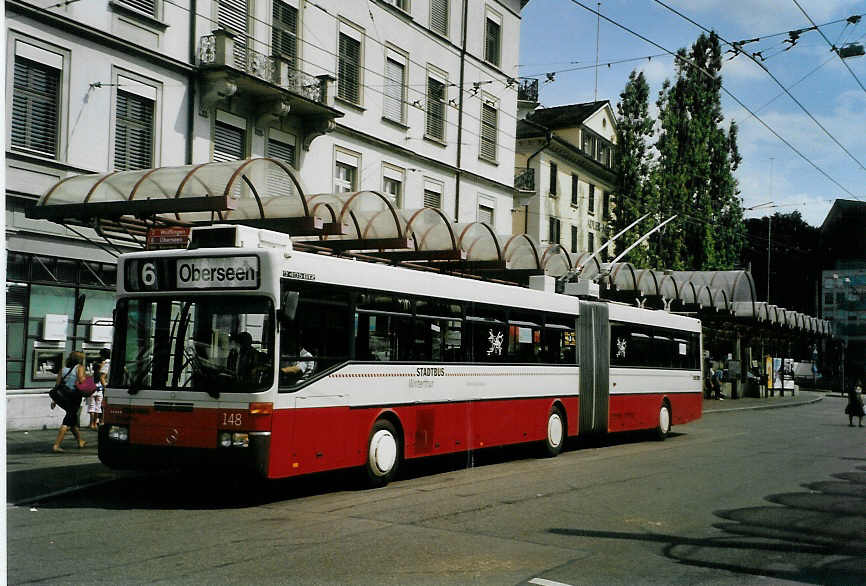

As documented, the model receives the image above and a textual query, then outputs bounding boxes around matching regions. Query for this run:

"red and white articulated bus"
[99,225,702,486]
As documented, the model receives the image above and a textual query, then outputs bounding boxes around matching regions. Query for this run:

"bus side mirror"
[279,291,299,322]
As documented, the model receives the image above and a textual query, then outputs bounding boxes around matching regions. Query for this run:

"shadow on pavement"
[549,464,866,584]
[27,430,685,510]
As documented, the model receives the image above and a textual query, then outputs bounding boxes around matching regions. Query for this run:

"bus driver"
[280,335,315,382]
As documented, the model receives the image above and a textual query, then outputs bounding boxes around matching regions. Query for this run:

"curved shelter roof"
[30,158,829,337]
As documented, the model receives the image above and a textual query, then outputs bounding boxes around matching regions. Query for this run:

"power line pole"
[594,2,601,101]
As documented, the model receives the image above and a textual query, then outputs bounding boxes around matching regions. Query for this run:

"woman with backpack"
[50,351,88,452]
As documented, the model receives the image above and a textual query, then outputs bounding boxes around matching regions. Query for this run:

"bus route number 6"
[222,412,243,427]
[141,262,157,288]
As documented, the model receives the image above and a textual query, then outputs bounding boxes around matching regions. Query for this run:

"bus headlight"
[108,425,129,442]
[218,432,249,448]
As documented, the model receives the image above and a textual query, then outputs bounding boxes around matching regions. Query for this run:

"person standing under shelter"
[51,351,88,452]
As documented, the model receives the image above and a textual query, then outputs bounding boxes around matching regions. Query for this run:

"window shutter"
[338,34,361,103]
[383,58,404,123]
[431,0,448,36]
[6,283,28,321]
[11,58,59,157]
[571,175,578,205]
[272,2,297,65]
[117,0,156,17]
[214,121,245,162]
[266,137,295,166]
[478,205,493,224]
[424,189,441,209]
[479,102,497,161]
[426,78,445,140]
[571,226,578,253]
[218,0,249,69]
[114,90,154,171]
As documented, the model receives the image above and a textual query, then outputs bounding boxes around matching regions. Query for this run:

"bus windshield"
[112,296,274,396]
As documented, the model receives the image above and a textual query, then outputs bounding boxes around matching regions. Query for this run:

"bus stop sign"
[147,227,191,250]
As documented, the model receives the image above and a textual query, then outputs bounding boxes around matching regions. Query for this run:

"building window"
[218,0,249,69]
[383,55,406,124]
[478,204,494,225]
[424,180,443,208]
[824,292,833,306]
[266,129,298,198]
[426,76,446,141]
[588,232,595,253]
[571,174,578,206]
[213,115,246,162]
[479,101,498,162]
[11,56,60,157]
[430,0,448,37]
[337,32,362,104]
[266,131,296,166]
[334,148,359,192]
[383,178,402,207]
[382,0,408,11]
[382,164,404,207]
[549,217,561,244]
[114,90,154,171]
[582,131,596,158]
[549,162,557,196]
[485,16,501,67]
[571,226,578,253]
[117,0,157,18]
[588,184,596,213]
[602,191,610,220]
[272,1,298,66]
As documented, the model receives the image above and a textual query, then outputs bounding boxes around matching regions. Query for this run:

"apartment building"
[5,0,528,400]
[513,101,617,258]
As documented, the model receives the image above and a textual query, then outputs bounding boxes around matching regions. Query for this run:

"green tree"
[652,32,744,270]
[613,70,655,267]
[741,211,819,313]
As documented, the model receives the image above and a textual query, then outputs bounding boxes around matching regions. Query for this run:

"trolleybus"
[99,225,703,486]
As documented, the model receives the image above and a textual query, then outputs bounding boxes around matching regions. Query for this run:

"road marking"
[529,578,574,586]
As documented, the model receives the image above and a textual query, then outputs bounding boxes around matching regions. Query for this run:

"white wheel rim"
[369,429,397,476]
[659,406,671,434]
[547,413,563,448]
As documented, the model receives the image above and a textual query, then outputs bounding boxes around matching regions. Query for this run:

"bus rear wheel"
[656,402,672,440]
[542,405,565,457]
[365,419,401,488]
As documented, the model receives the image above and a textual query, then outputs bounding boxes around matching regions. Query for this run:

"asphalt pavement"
[5,390,829,506]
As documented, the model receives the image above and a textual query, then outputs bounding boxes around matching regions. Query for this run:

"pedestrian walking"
[50,351,87,452]
[844,381,864,427]
[85,348,110,429]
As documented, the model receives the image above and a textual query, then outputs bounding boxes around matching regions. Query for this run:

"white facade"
[514,102,618,256]
[4,0,527,409]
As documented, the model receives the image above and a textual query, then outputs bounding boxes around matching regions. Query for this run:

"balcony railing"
[199,32,327,105]
[514,167,535,191]
[517,78,538,103]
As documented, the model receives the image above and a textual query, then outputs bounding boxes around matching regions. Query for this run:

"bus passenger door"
[578,301,610,436]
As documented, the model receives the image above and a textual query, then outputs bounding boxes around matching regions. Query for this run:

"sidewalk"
[5,426,133,505]
[6,390,829,505]
[702,388,825,414]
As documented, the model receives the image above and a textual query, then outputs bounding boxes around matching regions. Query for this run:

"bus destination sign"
[177,257,259,289]
[125,256,260,291]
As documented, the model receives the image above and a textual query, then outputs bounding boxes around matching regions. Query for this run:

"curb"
[704,395,823,414]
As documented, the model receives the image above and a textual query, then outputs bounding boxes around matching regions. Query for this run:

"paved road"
[7,393,865,584]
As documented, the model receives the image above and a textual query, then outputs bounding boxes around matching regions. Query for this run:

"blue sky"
[518,0,866,227]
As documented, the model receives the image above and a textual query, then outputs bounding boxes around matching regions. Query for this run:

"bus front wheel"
[542,405,566,457]
[365,419,401,488]
[656,402,672,440]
